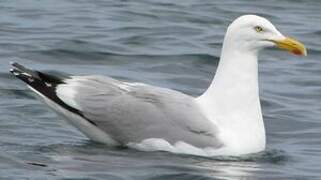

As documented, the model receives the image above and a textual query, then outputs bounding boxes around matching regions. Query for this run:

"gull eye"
[254,26,264,32]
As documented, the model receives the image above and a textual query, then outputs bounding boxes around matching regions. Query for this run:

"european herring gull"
[10,15,306,156]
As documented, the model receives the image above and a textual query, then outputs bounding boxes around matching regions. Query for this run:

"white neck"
[196,39,265,155]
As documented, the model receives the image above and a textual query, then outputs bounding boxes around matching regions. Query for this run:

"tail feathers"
[10,62,97,126]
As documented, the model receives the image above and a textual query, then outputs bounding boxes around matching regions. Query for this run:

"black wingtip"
[10,64,26,78]
[10,62,24,70]
[10,62,41,80]
[10,62,19,74]
[10,67,20,75]
[10,62,97,126]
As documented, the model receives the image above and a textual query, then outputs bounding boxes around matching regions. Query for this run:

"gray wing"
[58,75,222,148]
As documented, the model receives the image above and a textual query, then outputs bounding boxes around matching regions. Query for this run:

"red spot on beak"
[292,49,302,56]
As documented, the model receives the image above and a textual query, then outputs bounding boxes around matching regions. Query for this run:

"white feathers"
[195,15,276,154]
[127,138,251,157]
[56,79,83,111]
[127,138,217,157]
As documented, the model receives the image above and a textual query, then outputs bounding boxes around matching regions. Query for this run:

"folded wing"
[11,63,222,149]
[60,76,222,148]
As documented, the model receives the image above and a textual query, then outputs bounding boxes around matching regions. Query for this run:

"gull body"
[10,15,306,156]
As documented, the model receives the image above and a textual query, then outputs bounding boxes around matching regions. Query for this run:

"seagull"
[10,15,306,156]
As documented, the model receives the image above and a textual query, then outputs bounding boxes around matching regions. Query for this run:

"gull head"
[224,15,307,56]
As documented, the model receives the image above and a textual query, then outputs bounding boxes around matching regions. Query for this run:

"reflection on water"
[9,143,288,179]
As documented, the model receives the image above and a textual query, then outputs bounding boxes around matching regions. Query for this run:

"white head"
[223,15,306,56]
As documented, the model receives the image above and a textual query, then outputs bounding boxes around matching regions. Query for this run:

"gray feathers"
[60,75,222,148]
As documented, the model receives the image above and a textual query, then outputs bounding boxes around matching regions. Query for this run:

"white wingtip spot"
[12,71,20,76]
[28,78,34,82]
[45,82,52,87]
[21,72,32,77]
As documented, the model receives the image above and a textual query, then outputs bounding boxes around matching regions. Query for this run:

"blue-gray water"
[0,0,320,179]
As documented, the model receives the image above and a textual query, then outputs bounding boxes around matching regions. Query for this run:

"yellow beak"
[272,37,307,56]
